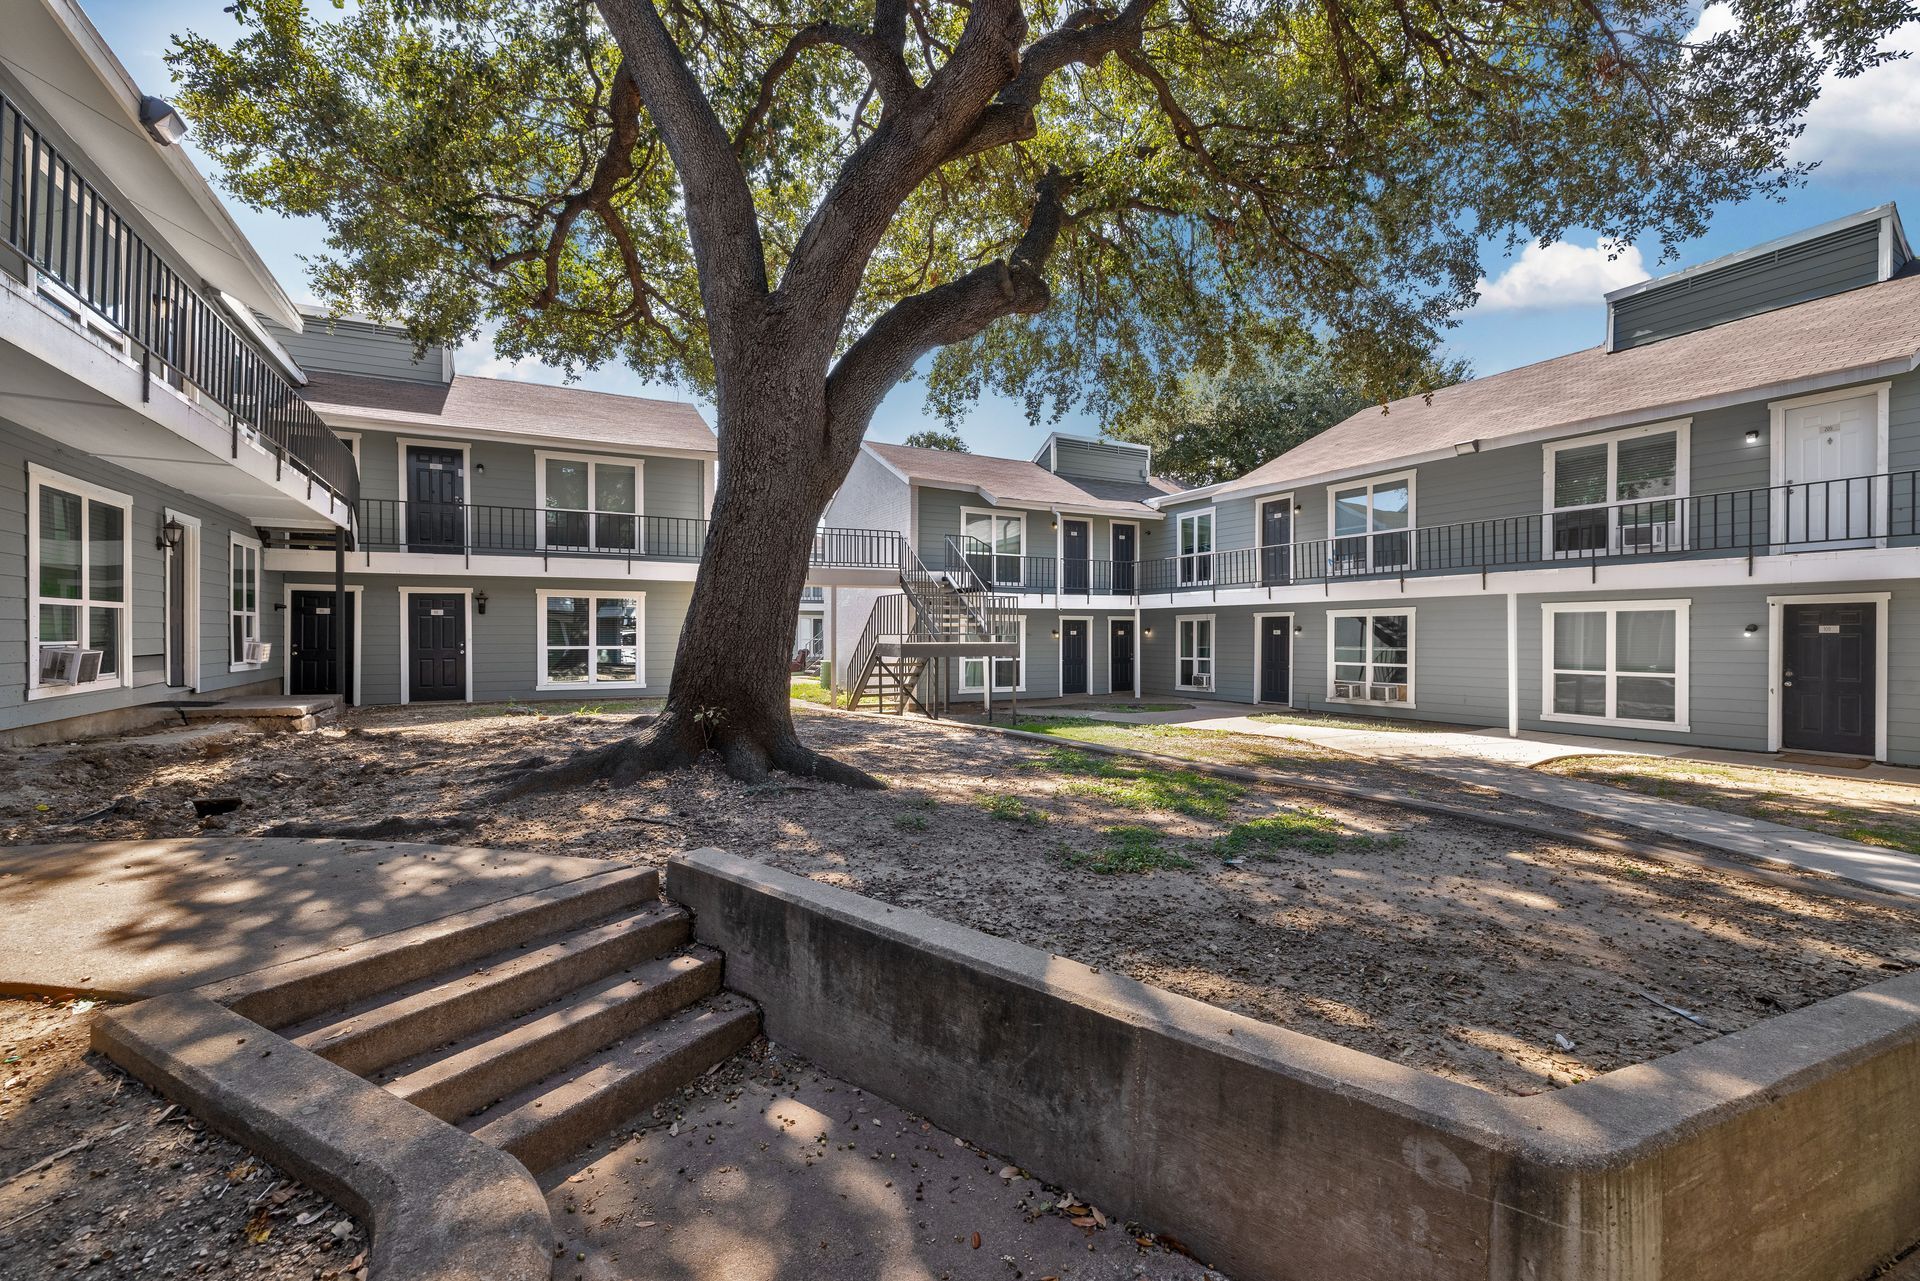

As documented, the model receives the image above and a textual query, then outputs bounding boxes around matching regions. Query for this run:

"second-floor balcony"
[946,472,1919,599]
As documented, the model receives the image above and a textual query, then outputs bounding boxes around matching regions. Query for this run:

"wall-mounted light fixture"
[1295,624,1305,634]
[1050,626,1060,640]
[1744,430,1762,445]
[475,461,487,475]
[139,96,189,147]
[156,516,185,552]
[475,591,489,616]
[1143,626,1153,639]
[1293,502,1303,514]
[1454,439,1481,455]
[1744,623,1760,636]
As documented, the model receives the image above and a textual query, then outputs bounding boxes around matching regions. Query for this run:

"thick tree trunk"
[500,350,880,797]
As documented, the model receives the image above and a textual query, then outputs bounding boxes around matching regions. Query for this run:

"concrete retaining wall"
[669,848,1920,1281]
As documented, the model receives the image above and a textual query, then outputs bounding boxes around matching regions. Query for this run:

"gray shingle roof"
[867,442,1178,515]
[301,371,716,454]
[1207,268,1920,499]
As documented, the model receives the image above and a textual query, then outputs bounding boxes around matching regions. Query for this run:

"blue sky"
[83,1,1920,459]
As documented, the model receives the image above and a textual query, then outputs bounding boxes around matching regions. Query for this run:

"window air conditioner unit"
[1335,681,1362,700]
[1618,522,1669,553]
[1373,683,1407,702]
[39,647,103,686]
[1194,673,1214,692]
[244,641,273,664]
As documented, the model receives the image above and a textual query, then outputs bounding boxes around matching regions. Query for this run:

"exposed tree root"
[491,713,882,799]
[259,813,481,840]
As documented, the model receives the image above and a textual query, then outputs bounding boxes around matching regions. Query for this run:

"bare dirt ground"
[5,705,1918,1097]
[0,998,368,1280]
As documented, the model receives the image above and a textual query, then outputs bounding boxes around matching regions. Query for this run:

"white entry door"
[1777,393,1880,545]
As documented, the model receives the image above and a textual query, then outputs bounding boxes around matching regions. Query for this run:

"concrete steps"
[265,871,759,1176]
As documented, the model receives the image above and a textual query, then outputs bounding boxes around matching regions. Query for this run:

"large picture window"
[1176,615,1214,690]
[1543,601,1688,729]
[1329,610,1413,705]
[539,454,642,552]
[1177,511,1215,586]
[1328,473,1414,574]
[959,616,1025,693]
[539,591,645,688]
[1544,422,1688,557]
[28,466,130,696]
[230,533,263,668]
[960,509,1026,587]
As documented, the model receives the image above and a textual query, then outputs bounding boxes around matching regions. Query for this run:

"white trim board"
[1252,611,1295,705]
[229,530,266,674]
[281,582,365,706]
[397,585,475,705]
[25,462,135,701]
[164,508,203,694]
[1764,591,1891,761]
[1174,613,1216,693]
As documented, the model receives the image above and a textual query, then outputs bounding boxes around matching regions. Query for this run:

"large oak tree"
[174,0,1911,787]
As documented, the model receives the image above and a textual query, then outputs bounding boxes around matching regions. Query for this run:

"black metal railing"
[1124,471,1919,595]
[814,526,905,568]
[944,536,1061,592]
[1,90,358,509]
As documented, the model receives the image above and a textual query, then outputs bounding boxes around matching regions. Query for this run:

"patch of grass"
[980,793,1050,825]
[1003,717,1337,770]
[893,812,929,832]
[1210,811,1399,859]
[1032,746,1243,819]
[1048,702,1192,713]
[789,676,840,708]
[1059,825,1196,874]
[1246,710,1426,734]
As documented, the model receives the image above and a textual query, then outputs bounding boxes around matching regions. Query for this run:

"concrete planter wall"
[669,848,1920,1281]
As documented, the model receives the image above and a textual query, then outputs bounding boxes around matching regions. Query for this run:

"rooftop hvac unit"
[244,640,274,664]
[38,646,103,686]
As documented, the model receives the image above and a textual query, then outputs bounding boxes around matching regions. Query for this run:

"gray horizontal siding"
[0,418,285,733]
[1610,220,1882,351]
[263,315,450,384]
[352,427,706,521]
[1049,439,1150,484]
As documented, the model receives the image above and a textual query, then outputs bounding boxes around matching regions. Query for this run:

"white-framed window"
[1543,420,1689,558]
[27,465,131,697]
[538,452,644,552]
[230,532,264,669]
[1177,511,1215,586]
[958,616,1026,693]
[1542,600,1689,730]
[960,507,1026,587]
[1176,614,1214,691]
[1328,609,1414,705]
[1328,472,1414,574]
[537,590,646,688]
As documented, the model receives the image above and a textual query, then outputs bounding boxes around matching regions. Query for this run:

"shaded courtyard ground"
[6,704,1917,1098]
[0,997,368,1280]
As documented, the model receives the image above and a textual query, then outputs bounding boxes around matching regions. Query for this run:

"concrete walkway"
[1000,698,1920,899]
[0,837,623,998]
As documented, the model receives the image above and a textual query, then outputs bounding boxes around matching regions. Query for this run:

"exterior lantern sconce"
[1293,502,1303,514]
[156,517,185,552]
[475,591,489,616]
[1744,623,1760,636]
[1050,626,1060,640]
[1744,430,1762,445]
[1295,624,1305,634]
[1142,626,1153,639]
[475,461,487,474]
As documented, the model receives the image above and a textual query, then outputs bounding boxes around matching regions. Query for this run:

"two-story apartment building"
[831,205,1920,765]
[0,0,356,744]
[256,312,719,707]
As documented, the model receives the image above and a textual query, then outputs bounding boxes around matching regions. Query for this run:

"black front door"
[1109,619,1134,693]
[408,593,467,702]
[407,446,465,552]
[1261,499,1293,585]
[1112,524,1137,593]
[291,590,355,701]
[1061,619,1089,695]
[1063,520,1090,594]
[1782,603,1875,756]
[1260,615,1292,703]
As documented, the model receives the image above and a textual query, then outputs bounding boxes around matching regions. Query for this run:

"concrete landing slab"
[176,696,340,720]
[0,838,621,999]
[549,1059,1224,1281]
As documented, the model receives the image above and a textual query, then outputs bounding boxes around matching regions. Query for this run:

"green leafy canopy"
[171,0,1917,428]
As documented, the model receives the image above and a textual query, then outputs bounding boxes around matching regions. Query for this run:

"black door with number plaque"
[1260,616,1292,704]
[407,446,465,552]
[1782,603,1874,756]
[1111,524,1137,593]
[1109,619,1134,693]
[1060,619,1089,695]
[408,594,466,701]
[1063,520,1090,594]
[1261,499,1292,584]
[290,590,355,701]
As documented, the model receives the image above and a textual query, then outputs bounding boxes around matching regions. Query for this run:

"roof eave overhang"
[307,407,719,459]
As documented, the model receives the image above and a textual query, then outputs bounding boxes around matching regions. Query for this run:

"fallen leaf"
[970,1232,981,1249]
[244,1209,273,1245]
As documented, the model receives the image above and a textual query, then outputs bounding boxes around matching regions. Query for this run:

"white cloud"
[1474,240,1649,313]
[1689,5,1920,182]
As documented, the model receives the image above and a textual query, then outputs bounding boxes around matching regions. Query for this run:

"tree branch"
[594,0,768,325]
[822,168,1073,457]
[735,21,917,154]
